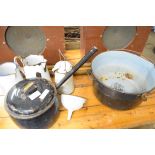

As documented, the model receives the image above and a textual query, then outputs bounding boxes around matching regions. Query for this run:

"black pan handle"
[56,46,98,89]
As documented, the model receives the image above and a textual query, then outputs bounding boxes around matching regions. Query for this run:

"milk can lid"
[52,61,72,74]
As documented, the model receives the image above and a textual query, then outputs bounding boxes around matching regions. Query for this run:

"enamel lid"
[5,78,56,119]
[5,26,46,57]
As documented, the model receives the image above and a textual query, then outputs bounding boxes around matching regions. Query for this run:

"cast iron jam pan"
[91,50,155,110]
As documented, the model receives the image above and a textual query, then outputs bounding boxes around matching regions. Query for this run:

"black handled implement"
[56,46,98,89]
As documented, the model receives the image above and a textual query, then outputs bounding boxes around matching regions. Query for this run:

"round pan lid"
[5,26,46,57]
[5,78,56,119]
[102,26,137,50]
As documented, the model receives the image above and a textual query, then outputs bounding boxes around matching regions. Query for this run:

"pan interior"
[5,26,46,57]
[102,26,136,50]
[92,51,155,94]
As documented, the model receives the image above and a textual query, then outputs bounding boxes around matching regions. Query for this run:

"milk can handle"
[56,46,98,89]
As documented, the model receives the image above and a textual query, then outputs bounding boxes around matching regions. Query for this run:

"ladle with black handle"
[56,46,98,89]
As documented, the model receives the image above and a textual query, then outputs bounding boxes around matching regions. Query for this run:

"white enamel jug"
[14,55,51,81]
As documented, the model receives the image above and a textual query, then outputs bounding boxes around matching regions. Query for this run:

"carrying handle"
[14,56,26,79]
[141,88,155,101]
[14,56,25,67]
[56,46,98,89]
[87,70,94,81]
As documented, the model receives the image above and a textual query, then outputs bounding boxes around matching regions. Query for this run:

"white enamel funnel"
[61,94,86,120]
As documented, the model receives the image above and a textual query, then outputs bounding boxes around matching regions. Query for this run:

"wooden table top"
[0,50,155,129]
